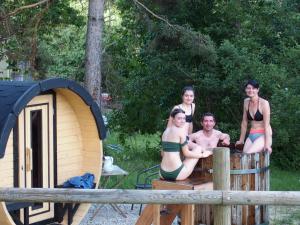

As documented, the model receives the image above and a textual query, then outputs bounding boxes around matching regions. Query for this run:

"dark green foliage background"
[106,0,300,169]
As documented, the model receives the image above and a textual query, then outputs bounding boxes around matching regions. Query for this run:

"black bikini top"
[247,99,263,121]
[179,104,193,123]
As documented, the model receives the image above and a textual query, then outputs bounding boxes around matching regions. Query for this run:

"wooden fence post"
[213,147,231,225]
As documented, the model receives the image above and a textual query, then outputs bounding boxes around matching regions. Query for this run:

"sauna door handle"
[26,147,33,172]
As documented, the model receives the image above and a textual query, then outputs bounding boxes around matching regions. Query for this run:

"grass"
[101,131,161,189]
[269,165,300,224]
[270,166,300,191]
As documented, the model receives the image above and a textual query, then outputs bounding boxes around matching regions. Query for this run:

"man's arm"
[219,132,230,146]
[188,132,197,142]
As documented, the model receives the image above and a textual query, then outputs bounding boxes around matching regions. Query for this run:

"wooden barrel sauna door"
[18,94,54,224]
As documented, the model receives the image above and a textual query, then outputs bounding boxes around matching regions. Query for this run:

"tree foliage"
[105,0,300,169]
[0,0,85,77]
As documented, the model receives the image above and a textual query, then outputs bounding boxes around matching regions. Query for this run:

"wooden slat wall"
[56,89,102,225]
[0,133,14,187]
[0,133,16,225]
[0,203,15,225]
[56,93,83,185]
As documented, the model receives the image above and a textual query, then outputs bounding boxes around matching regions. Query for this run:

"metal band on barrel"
[207,166,269,174]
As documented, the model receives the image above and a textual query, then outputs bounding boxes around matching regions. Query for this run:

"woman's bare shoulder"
[259,97,269,103]
[173,104,181,109]
[244,98,250,103]
[260,98,270,109]
[174,127,186,138]
[243,98,250,107]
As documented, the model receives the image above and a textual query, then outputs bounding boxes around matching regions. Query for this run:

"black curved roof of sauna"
[0,78,106,158]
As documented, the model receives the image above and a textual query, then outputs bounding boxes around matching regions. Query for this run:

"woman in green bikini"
[160,108,212,181]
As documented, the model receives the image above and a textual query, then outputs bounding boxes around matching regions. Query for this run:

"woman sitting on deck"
[160,108,212,182]
[236,80,272,154]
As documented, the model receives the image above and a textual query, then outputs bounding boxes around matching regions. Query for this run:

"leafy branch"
[133,0,175,29]
[8,0,51,17]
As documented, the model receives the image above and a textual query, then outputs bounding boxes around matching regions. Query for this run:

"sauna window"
[31,110,43,209]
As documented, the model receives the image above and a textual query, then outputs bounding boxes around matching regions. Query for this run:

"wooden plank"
[161,204,182,225]
[58,151,82,159]
[57,135,81,145]
[57,143,82,152]
[0,202,15,225]
[152,180,194,190]
[190,156,213,225]
[57,114,80,122]
[57,164,82,174]
[57,154,83,163]
[181,204,194,225]
[57,125,81,132]
[0,163,14,170]
[213,147,230,225]
[135,204,153,225]
[81,156,100,165]
[68,203,90,225]
[57,123,80,131]
[153,204,161,225]
[82,143,99,150]
[0,188,298,205]
[56,131,82,139]
[248,154,255,225]
[2,133,14,173]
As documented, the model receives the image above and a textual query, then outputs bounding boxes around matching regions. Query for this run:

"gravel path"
[80,204,178,225]
[80,204,140,225]
[80,204,300,225]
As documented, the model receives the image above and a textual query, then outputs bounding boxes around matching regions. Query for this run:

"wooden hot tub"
[191,151,270,225]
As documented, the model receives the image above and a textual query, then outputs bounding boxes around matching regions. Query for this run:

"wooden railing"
[0,188,300,205]
[1,148,299,225]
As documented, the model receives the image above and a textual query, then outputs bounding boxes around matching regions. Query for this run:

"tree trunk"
[84,0,104,107]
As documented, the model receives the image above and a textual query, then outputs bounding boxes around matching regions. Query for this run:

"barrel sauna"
[0,78,106,225]
[191,151,270,225]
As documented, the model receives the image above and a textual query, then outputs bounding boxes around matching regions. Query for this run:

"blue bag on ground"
[63,173,95,189]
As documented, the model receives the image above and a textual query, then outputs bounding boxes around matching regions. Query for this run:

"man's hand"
[221,138,230,146]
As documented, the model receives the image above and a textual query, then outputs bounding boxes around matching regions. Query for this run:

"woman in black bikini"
[167,86,195,135]
[236,80,272,154]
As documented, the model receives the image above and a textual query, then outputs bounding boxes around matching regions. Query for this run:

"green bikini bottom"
[159,164,184,181]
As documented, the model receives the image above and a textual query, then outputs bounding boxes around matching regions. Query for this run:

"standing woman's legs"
[243,136,264,154]
[243,138,252,153]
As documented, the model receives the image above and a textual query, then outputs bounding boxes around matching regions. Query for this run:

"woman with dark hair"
[236,80,272,154]
[160,108,212,181]
[167,86,195,135]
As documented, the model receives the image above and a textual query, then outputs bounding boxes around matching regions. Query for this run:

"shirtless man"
[188,112,230,151]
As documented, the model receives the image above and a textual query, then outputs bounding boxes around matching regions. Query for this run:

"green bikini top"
[162,137,188,152]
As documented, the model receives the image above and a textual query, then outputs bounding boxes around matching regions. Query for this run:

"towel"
[63,173,95,189]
